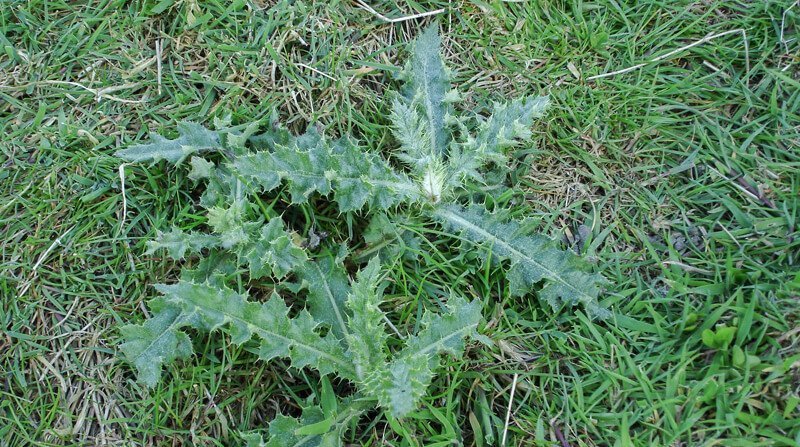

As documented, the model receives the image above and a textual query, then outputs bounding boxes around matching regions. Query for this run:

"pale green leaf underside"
[433,204,609,318]
[115,122,221,164]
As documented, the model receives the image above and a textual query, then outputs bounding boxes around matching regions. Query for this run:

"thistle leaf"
[449,96,550,184]
[261,399,370,447]
[366,354,433,419]
[119,305,192,388]
[145,227,219,259]
[471,96,550,161]
[188,156,215,181]
[207,201,249,248]
[363,296,483,418]
[433,204,609,318]
[399,24,452,158]
[402,296,483,358]
[297,257,351,339]
[242,218,307,279]
[265,407,340,447]
[390,96,434,171]
[120,281,356,387]
[345,258,389,379]
[233,130,417,212]
[115,122,222,164]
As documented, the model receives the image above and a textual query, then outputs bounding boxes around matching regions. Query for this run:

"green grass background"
[1,0,799,445]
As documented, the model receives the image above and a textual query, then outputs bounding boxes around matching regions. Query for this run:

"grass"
[1,0,799,445]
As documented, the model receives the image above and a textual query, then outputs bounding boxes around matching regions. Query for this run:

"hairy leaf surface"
[120,281,356,386]
[298,257,351,339]
[115,122,221,164]
[448,96,550,184]
[112,21,613,444]
[398,24,452,159]
[264,407,339,447]
[344,258,389,380]
[242,218,307,279]
[362,296,483,418]
[433,204,609,318]
[233,130,418,212]
[145,227,219,259]
[119,305,191,388]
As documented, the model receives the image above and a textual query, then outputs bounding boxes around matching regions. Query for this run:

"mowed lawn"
[1,0,798,445]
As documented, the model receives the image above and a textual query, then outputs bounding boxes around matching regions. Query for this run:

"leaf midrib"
[313,262,349,339]
[419,55,443,157]
[125,308,185,365]
[408,322,479,357]
[174,287,357,378]
[435,207,593,304]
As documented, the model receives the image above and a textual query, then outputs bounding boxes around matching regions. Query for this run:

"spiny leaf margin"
[432,203,609,318]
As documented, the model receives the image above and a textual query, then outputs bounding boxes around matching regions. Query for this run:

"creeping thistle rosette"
[116,24,608,444]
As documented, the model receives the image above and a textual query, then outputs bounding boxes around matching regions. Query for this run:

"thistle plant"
[116,24,608,444]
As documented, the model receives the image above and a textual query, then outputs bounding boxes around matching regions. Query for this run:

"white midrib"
[435,208,591,304]
[136,291,357,378]
[313,263,349,338]
[420,63,442,157]
[412,323,479,357]
[189,302,355,376]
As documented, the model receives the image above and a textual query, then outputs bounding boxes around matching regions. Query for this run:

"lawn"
[1,0,799,446]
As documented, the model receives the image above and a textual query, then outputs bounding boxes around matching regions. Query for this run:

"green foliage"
[115,121,221,164]
[233,129,419,212]
[701,325,737,350]
[120,282,355,387]
[145,227,219,259]
[115,23,608,442]
[433,204,610,318]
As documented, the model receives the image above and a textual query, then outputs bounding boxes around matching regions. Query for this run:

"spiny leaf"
[433,204,609,318]
[390,95,434,171]
[364,296,483,418]
[366,354,433,419]
[121,281,356,386]
[188,156,215,181]
[119,305,191,388]
[263,400,369,447]
[115,122,221,164]
[265,407,339,447]
[145,227,219,259]
[398,24,452,159]
[448,96,550,184]
[471,96,550,161]
[345,258,389,380]
[297,257,351,339]
[402,296,484,358]
[207,200,249,248]
[233,129,418,212]
[242,218,307,279]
